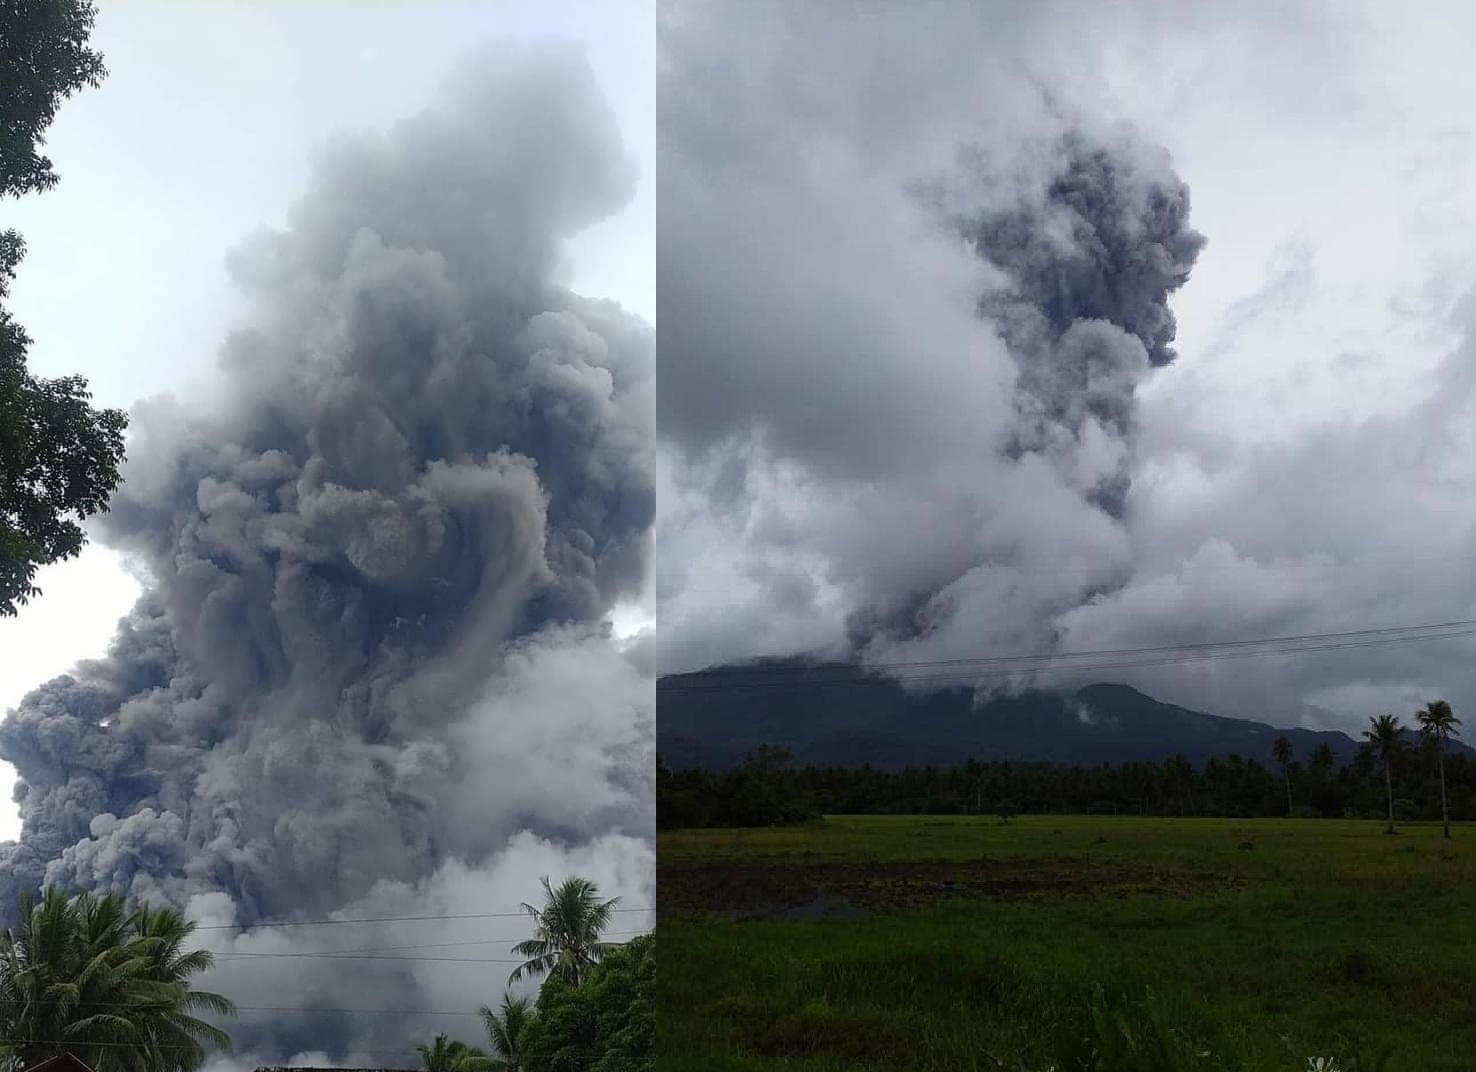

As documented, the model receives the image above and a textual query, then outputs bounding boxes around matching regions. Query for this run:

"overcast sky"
[0,0,653,841]
[657,0,1476,735]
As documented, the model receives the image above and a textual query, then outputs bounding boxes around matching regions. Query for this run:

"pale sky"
[0,0,654,839]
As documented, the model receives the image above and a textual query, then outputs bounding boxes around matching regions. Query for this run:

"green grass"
[658,816,1476,1071]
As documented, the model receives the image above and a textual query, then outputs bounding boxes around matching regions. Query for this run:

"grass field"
[657,815,1476,1071]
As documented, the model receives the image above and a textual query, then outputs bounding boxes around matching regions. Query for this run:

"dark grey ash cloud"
[941,124,1206,517]
[0,39,653,1063]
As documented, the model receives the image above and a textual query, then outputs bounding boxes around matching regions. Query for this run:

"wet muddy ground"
[659,856,1245,920]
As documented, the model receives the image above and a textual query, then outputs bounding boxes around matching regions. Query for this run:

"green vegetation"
[510,876,623,987]
[521,934,655,1072]
[1272,735,1294,818]
[658,814,1474,1071]
[2,0,129,616]
[482,993,536,1070]
[658,706,1468,830]
[659,747,819,830]
[1415,701,1462,838]
[0,887,234,1072]
[418,1034,494,1072]
[421,876,654,1072]
[1362,716,1403,835]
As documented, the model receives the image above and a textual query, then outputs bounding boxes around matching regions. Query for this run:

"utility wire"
[188,909,646,939]
[0,988,647,1017]
[0,930,654,1011]
[656,619,1476,693]
[665,617,1476,676]
[657,629,1476,693]
[202,929,648,959]
[0,1038,436,1057]
[210,935,649,965]
[213,952,564,965]
[656,551,1476,581]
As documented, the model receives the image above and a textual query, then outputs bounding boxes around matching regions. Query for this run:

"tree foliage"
[1272,734,1295,817]
[423,879,651,1072]
[509,877,621,987]
[1,0,107,199]
[1,310,128,614]
[656,747,819,829]
[480,993,535,1072]
[1,0,127,616]
[0,886,234,1072]
[1416,700,1462,839]
[418,1034,493,1072]
[1364,714,1406,834]
[660,708,1476,830]
[519,933,654,1072]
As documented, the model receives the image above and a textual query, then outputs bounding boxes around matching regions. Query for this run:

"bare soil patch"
[659,856,1243,920]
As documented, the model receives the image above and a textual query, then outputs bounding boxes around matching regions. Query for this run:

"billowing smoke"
[656,0,1206,678]
[659,0,1476,732]
[845,122,1208,650]
[0,40,653,1062]
[950,127,1205,516]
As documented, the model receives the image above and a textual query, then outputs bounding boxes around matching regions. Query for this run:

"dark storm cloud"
[0,39,653,1062]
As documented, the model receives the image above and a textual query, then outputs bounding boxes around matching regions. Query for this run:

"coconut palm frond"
[480,991,535,1069]
[0,886,234,1072]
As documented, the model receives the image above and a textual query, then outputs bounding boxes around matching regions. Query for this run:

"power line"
[666,617,1476,676]
[0,1003,468,1018]
[0,1043,660,1064]
[658,628,1476,694]
[212,935,650,965]
[657,551,1476,583]
[0,1041,652,1066]
[0,1039,427,1055]
[0,990,645,1018]
[656,618,1476,693]
[188,909,646,939]
[0,932,655,1012]
[203,929,648,959]
[0,1040,420,1066]
[209,934,649,965]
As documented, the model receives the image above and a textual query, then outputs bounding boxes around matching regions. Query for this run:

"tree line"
[659,704,1468,831]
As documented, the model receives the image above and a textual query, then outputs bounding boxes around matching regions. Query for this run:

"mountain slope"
[656,660,1468,770]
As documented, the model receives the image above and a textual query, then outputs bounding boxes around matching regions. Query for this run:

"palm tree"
[417,1034,492,1072]
[1416,699,1462,839]
[1272,735,1295,818]
[509,876,620,986]
[1363,714,1404,834]
[0,887,234,1072]
[480,993,535,1071]
[128,903,235,1072]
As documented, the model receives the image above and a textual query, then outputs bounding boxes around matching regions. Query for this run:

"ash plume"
[952,126,1205,517]
[655,0,1205,681]
[845,122,1205,655]
[0,39,653,1062]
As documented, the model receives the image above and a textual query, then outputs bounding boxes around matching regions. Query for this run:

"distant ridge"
[657,659,1472,770]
